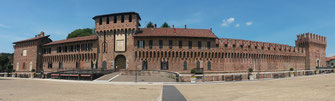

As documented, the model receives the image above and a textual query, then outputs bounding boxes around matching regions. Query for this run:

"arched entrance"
[115,55,126,71]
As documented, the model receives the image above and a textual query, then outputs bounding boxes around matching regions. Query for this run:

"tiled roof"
[134,28,217,38]
[92,12,141,20]
[326,56,335,62]
[43,35,97,46]
[13,35,50,44]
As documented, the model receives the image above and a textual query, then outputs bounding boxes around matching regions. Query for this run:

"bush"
[289,68,294,71]
[31,69,35,72]
[248,68,253,73]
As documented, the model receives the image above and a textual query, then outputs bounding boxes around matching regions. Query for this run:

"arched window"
[183,61,187,70]
[59,62,63,69]
[23,62,26,70]
[142,60,148,70]
[161,60,168,70]
[207,61,211,70]
[76,61,81,70]
[196,61,200,69]
[29,62,33,71]
[102,61,107,70]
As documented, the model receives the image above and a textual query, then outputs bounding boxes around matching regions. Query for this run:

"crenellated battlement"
[296,32,327,46]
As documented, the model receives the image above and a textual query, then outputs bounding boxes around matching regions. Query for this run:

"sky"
[0,0,334,56]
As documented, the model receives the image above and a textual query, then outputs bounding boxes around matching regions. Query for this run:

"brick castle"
[13,12,327,78]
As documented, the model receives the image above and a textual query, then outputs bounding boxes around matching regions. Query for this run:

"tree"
[146,22,154,28]
[160,22,170,28]
[67,28,94,39]
[0,56,9,72]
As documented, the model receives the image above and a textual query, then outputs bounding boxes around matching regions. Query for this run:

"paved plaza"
[1,74,335,101]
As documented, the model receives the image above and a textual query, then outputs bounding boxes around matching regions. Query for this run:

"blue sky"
[0,0,334,56]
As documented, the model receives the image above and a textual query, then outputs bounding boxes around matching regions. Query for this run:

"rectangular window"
[64,46,67,52]
[169,40,173,49]
[88,43,93,51]
[23,50,27,56]
[149,40,153,49]
[106,17,109,24]
[188,41,192,49]
[159,40,163,49]
[48,62,52,69]
[138,40,144,48]
[99,17,102,25]
[129,14,132,22]
[59,62,63,69]
[121,15,124,23]
[207,41,211,49]
[198,41,201,49]
[178,40,182,48]
[225,44,228,48]
[114,16,117,23]
[76,45,80,52]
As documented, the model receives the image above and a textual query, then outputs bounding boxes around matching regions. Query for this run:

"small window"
[23,50,27,56]
[138,40,144,48]
[233,44,236,48]
[48,62,52,69]
[196,61,200,69]
[179,40,182,48]
[169,40,173,49]
[207,61,211,70]
[159,40,163,49]
[207,41,211,49]
[59,62,63,69]
[225,44,228,48]
[129,14,132,22]
[188,41,192,49]
[240,45,243,49]
[255,46,258,49]
[198,41,201,49]
[99,17,102,25]
[114,16,117,23]
[121,15,124,23]
[331,63,334,66]
[149,40,153,49]
[106,17,109,24]
[183,61,187,70]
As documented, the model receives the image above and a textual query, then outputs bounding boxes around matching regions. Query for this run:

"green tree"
[5,64,13,73]
[146,22,154,28]
[0,56,9,72]
[66,28,94,39]
[160,22,170,28]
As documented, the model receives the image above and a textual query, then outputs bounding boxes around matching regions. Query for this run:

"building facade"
[13,12,327,75]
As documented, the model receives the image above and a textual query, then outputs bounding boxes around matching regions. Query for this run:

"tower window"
[106,17,109,24]
[169,40,173,49]
[188,41,192,49]
[121,15,124,23]
[198,41,201,49]
[99,17,102,25]
[159,40,163,49]
[179,40,182,48]
[114,16,117,23]
[129,14,132,22]
[138,40,144,48]
[207,41,211,49]
[149,40,153,49]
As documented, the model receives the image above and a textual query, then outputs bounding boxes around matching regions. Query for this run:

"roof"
[92,12,141,20]
[134,28,217,39]
[326,56,335,62]
[43,35,97,46]
[13,35,50,44]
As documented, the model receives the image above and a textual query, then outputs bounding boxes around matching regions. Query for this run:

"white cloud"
[221,18,235,27]
[235,24,240,27]
[246,21,253,26]
[0,24,9,28]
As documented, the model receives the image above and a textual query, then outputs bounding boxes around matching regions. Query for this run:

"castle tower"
[92,12,141,70]
[296,32,327,70]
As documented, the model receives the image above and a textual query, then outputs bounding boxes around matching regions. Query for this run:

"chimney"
[40,31,45,36]
[184,25,187,29]
[172,25,174,29]
[154,24,157,28]
[210,28,212,31]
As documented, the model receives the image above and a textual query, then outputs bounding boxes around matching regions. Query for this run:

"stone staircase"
[94,72,120,81]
